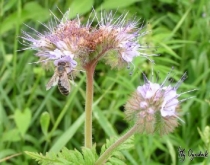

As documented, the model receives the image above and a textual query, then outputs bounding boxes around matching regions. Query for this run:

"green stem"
[84,63,95,148]
[95,124,138,165]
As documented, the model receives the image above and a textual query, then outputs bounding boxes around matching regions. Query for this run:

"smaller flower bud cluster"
[96,12,144,68]
[125,72,194,135]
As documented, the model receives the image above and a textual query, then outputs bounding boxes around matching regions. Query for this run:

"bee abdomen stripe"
[58,86,69,95]
[58,81,69,96]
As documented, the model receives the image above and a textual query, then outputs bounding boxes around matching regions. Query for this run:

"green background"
[0,0,210,164]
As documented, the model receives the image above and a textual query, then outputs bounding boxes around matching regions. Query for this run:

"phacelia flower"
[22,9,150,68]
[125,72,195,135]
[21,10,88,71]
[22,9,151,92]
[97,11,149,68]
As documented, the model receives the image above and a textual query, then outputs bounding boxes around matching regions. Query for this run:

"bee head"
[57,61,67,66]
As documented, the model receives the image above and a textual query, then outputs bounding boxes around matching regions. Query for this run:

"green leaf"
[112,151,124,160]
[68,0,94,19]
[40,111,50,136]
[94,107,117,137]
[74,149,85,164]
[107,157,126,165]
[99,136,134,164]
[0,2,49,35]
[198,126,210,147]
[2,129,21,142]
[14,108,31,137]
[166,138,176,165]
[25,147,98,165]
[21,2,50,21]
[98,0,141,10]
[49,112,85,152]
[1,0,16,13]
[60,148,78,163]
[159,0,173,3]
[25,151,68,165]
[82,147,97,164]
[203,126,210,144]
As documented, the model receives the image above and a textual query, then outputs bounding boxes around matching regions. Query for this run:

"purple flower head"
[22,9,152,70]
[125,72,195,135]
[95,11,151,68]
[22,9,154,94]
[21,10,90,70]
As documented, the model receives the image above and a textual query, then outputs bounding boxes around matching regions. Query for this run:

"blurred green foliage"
[0,0,210,164]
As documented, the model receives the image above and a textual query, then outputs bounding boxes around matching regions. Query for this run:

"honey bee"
[46,61,70,96]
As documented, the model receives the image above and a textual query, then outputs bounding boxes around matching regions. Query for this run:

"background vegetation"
[0,0,210,164]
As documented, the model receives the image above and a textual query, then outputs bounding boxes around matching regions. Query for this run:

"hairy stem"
[95,124,138,165]
[83,47,113,148]
[84,63,96,148]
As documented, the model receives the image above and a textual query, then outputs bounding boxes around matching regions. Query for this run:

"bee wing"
[60,72,70,91]
[46,72,59,90]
